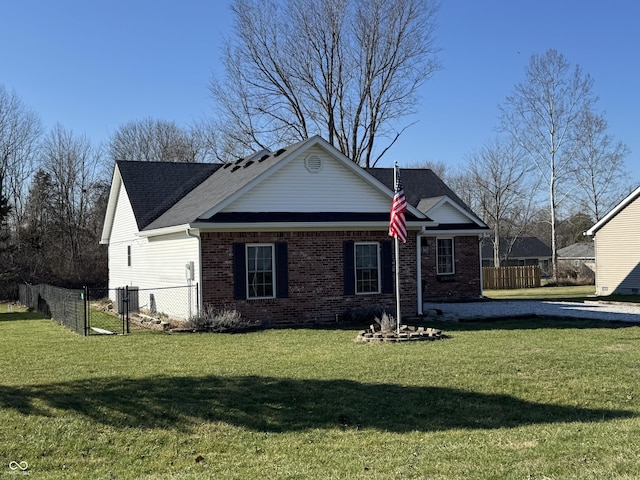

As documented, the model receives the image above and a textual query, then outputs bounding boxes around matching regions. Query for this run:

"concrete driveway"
[424,300,640,323]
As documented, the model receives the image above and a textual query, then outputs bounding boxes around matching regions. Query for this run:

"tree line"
[0,87,218,298]
[0,0,633,297]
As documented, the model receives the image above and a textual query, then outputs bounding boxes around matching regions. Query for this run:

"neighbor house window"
[437,238,454,274]
[355,242,380,294]
[246,244,275,299]
[127,245,131,267]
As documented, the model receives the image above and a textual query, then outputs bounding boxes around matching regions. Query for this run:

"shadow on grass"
[0,310,47,321]
[0,375,634,433]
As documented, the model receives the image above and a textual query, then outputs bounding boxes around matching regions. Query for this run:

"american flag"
[389,170,407,243]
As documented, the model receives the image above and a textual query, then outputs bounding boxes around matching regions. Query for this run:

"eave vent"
[305,154,323,173]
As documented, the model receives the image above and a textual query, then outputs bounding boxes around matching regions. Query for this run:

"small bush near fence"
[483,266,541,290]
[184,306,257,333]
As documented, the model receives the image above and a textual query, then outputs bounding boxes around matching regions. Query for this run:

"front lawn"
[1,305,639,479]
[484,284,596,300]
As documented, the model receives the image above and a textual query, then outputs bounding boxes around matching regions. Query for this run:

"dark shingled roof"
[116,161,222,230]
[557,242,595,259]
[115,144,484,231]
[481,237,552,259]
[366,168,474,214]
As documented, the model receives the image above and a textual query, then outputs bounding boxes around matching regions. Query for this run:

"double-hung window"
[437,238,454,274]
[246,244,275,299]
[355,242,380,294]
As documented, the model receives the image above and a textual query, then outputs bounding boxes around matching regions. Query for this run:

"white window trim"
[436,237,455,275]
[354,242,381,295]
[246,243,276,300]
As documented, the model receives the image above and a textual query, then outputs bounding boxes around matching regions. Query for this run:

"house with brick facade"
[100,135,489,326]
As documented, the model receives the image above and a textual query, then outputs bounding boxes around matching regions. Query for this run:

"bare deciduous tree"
[109,117,204,163]
[0,85,43,226]
[210,0,440,166]
[464,138,538,267]
[569,108,629,221]
[499,49,595,282]
[38,125,104,282]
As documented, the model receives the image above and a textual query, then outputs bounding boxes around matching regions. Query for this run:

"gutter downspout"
[186,228,202,316]
[416,228,426,316]
[478,234,485,298]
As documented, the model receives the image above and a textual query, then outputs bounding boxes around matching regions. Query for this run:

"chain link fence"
[19,283,199,336]
[19,284,87,335]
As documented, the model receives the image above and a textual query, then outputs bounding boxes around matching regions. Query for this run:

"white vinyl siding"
[429,202,472,224]
[594,197,640,295]
[107,184,200,317]
[223,146,390,213]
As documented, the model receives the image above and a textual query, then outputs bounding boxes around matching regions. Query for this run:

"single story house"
[586,185,640,296]
[557,242,595,280]
[100,136,489,325]
[481,237,552,276]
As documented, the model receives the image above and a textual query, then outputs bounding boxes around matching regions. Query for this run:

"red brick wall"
[200,231,418,326]
[421,235,482,301]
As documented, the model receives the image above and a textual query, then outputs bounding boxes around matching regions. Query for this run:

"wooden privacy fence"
[482,266,541,290]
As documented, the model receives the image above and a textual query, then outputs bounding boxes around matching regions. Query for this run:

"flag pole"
[395,233,401,335]
[394,164,402,335]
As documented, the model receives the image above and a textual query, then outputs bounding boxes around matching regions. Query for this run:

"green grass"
[2,304,640,479]
[485,284,596,300]
[485,284,640,304]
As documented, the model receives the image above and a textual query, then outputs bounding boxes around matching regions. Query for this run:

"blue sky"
[2,0,639,180]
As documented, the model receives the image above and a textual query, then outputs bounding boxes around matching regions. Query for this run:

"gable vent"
[305,154,323,173]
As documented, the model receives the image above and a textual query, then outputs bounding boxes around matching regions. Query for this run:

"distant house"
[100,136,489,326]
[481,237,552,276]
[586,185,640,296]
[557,242,595,280]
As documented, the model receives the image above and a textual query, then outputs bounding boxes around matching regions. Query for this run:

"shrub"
[186,306,256,332]
[374,311,396,333]
[343,305,386,324]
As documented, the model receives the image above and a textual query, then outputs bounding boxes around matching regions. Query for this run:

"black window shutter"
[343,240,355,295]
[233,243,246,300]
[275,242,288,298]
[381,240,393,294]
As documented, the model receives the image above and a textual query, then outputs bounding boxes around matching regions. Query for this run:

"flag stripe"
[389,171,407,243]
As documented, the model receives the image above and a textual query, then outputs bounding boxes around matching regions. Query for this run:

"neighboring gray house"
[557,242,595,280]
[586,185,640,296]
[481,237,552,276]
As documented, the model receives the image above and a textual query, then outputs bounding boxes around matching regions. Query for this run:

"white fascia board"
[419,228,491,236]
[136,220,438,235]
[137,224,195,238]
[586,184,640,236]
[99,166,123,244]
